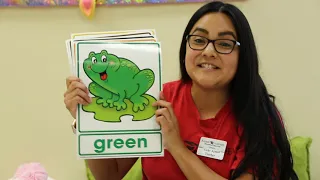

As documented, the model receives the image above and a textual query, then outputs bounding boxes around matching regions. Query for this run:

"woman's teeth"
[200,64,218,69]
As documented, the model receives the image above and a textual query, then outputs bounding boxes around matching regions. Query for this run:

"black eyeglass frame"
[186,35,241,54]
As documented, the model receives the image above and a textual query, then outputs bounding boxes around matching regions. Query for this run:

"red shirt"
[142,80,248,180]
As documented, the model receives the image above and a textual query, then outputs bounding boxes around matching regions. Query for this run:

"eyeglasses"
[186,35,241,54]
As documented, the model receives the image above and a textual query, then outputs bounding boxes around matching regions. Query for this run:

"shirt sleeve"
[230,126,254,174]
[230,139,253,173]
[162,82,171,100]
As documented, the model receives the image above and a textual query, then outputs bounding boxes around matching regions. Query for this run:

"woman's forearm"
[170,146,227,180]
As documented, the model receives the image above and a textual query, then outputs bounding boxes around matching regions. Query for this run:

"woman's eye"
[194,38,205,44]
[218,42,233,48]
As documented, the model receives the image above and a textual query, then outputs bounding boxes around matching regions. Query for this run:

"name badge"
[196,137,227,160]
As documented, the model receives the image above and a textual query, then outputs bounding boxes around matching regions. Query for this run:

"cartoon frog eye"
[101,55,107,62]
[92,57,97,64]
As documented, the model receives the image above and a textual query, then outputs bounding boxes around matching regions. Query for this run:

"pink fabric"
[12,162,48,180]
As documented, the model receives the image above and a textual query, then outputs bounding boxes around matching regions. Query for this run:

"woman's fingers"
[156,115,169,130]
[66,76,81,88]
[65,95,87,109]
[64,95,86,119]
[155,108,172,123]
[65,87,91,105]
[64,80,89,97]
[153,100,175,118]
[64,76,92,119]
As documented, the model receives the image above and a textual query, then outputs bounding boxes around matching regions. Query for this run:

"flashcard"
[67,30,157,76]
[65,30,163,159]
[65,39,74,74]
[71,29,156,41]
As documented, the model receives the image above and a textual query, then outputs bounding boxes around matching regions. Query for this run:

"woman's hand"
[64,76,91,119]
[152,91,185,153]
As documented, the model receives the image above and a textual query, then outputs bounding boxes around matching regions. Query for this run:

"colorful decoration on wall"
[0,0,210,7]
[79,0,96,18]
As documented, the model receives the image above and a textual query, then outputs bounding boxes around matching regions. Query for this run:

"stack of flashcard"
[65,30,164,159]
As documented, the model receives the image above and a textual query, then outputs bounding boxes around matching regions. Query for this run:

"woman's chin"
[192,78,221,90]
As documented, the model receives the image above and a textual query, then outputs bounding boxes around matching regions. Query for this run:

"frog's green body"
[83,50,155,112]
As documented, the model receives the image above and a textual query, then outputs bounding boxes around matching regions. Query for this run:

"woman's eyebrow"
[192,27,209,35]
[218,31,236,39]
[191,28,237,39]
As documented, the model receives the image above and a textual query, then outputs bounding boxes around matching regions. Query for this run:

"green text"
[94,137,148,153]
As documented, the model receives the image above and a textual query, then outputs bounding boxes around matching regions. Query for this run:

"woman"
[63,1,298,180]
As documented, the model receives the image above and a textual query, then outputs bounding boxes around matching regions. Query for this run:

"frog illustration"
[83,49,155,113]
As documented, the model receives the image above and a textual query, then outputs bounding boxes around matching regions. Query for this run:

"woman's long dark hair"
[179,1,298,180]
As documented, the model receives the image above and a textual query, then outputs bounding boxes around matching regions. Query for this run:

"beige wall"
[0,0,318,179]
